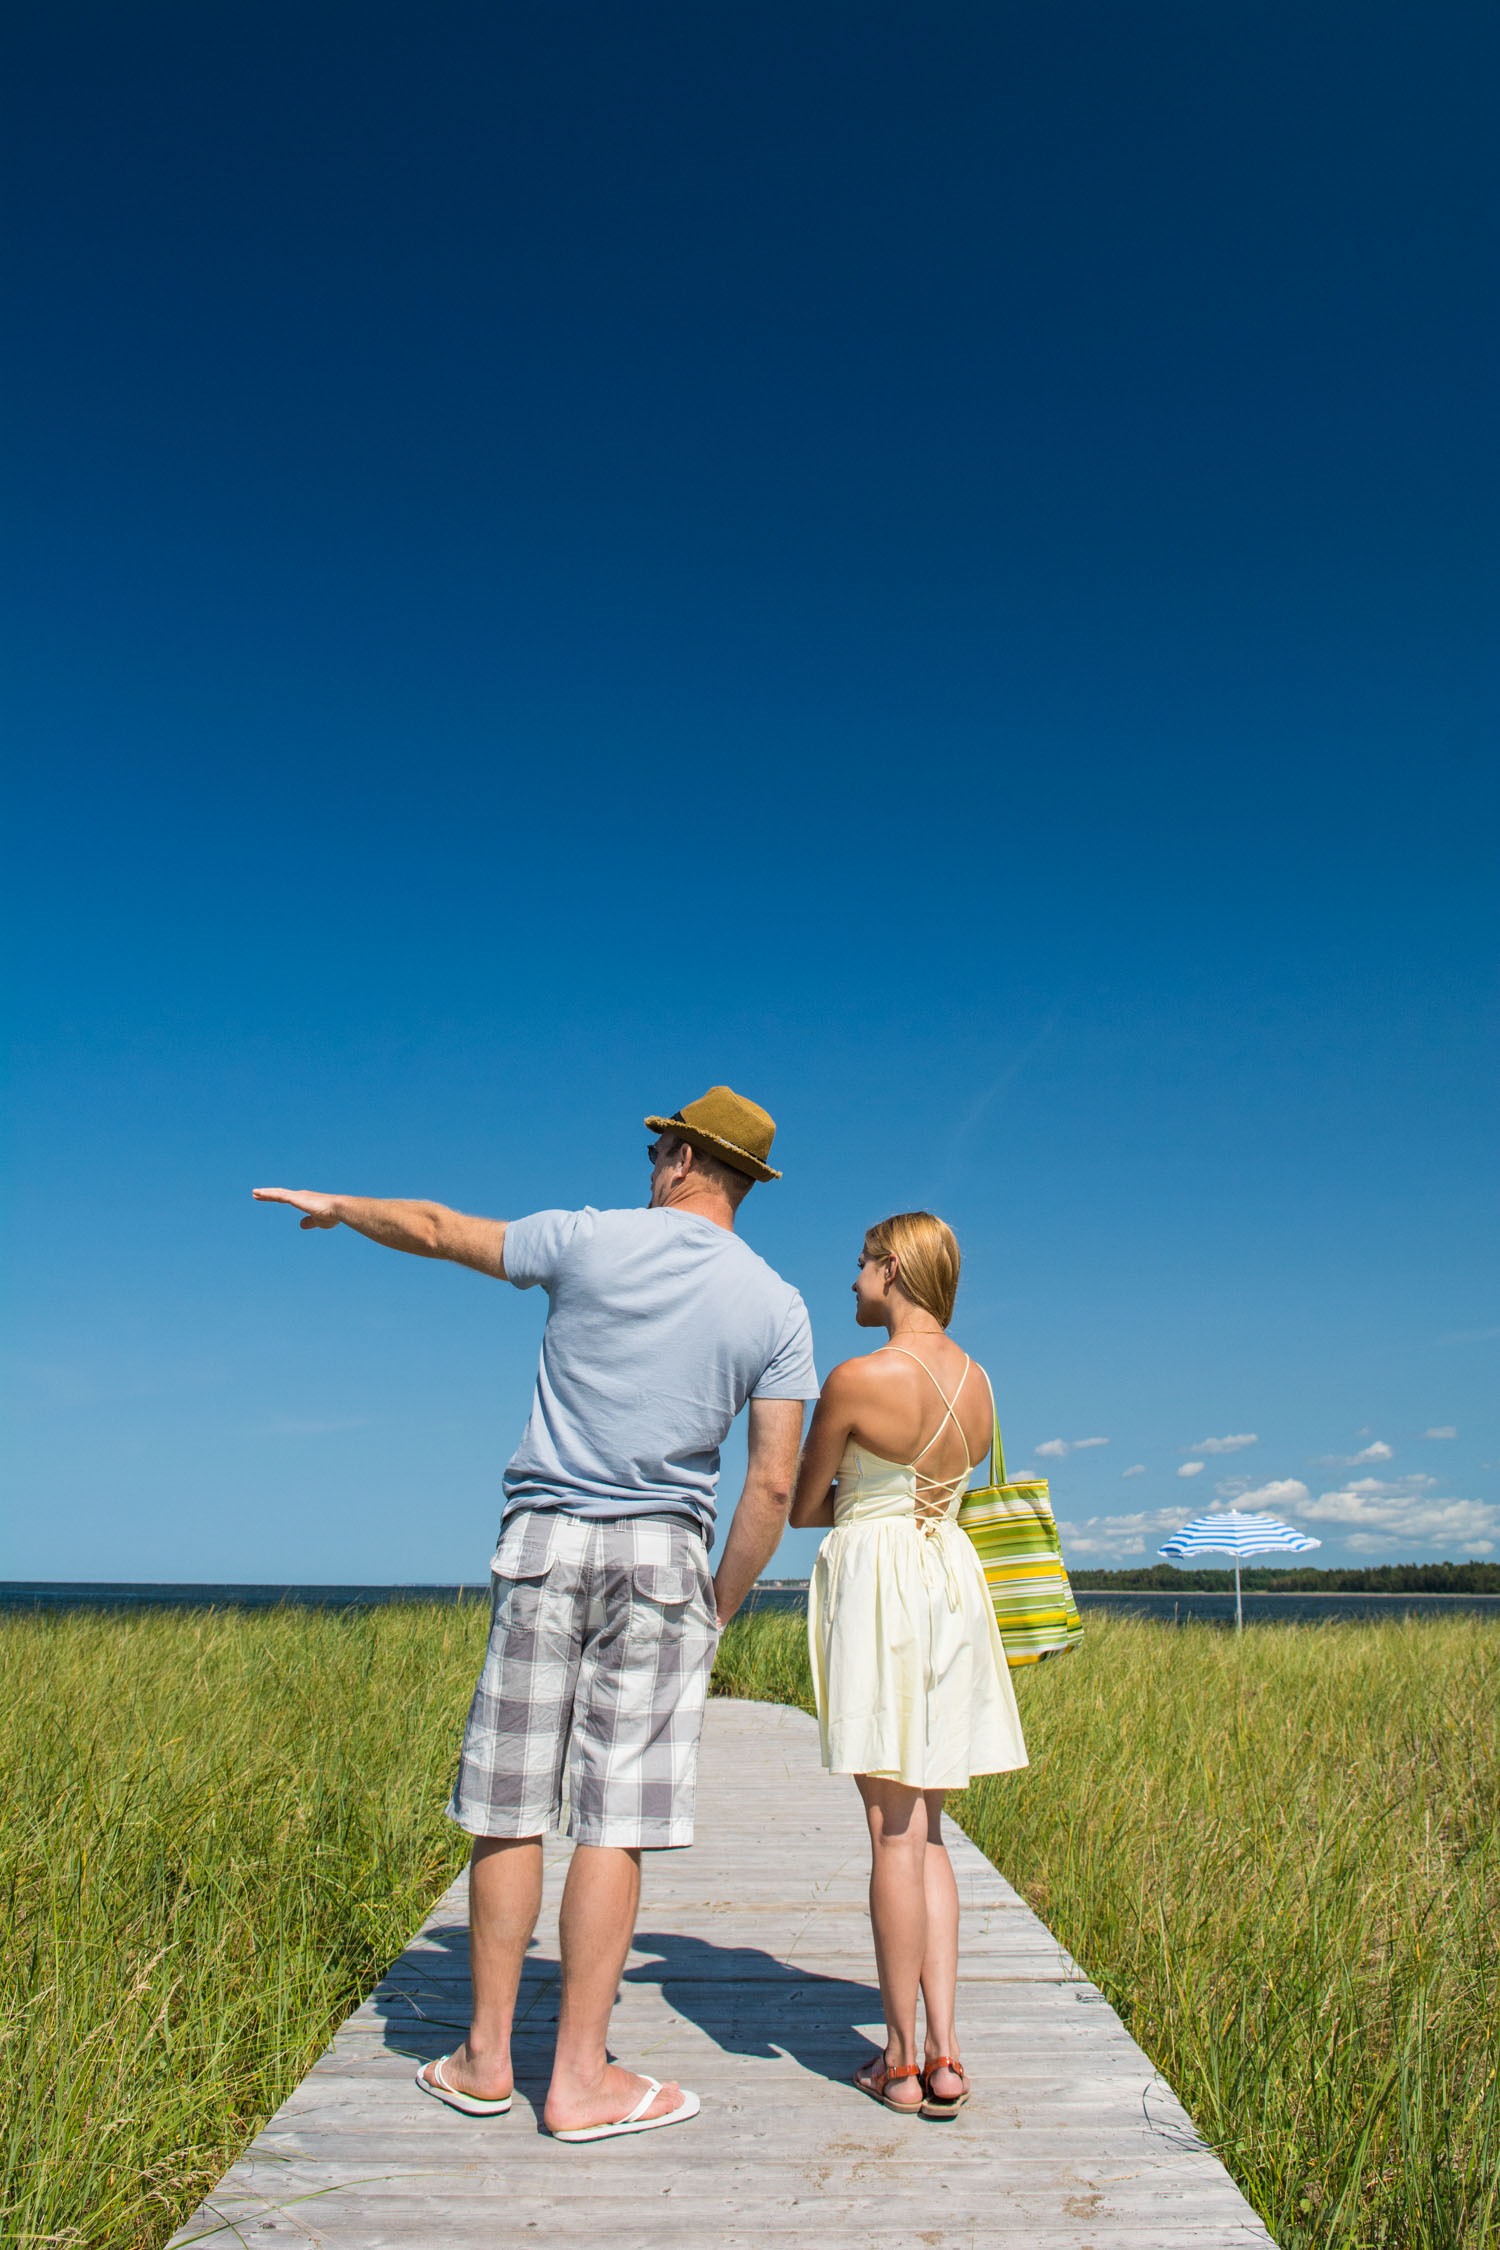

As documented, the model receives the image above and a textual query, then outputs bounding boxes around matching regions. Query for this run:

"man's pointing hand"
[251,1188,506,1273]
[253,1187,341,1229]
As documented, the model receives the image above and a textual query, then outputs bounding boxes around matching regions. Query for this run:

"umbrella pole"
[1234,1560,1242,1631]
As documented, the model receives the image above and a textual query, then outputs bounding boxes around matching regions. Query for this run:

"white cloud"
[1182,1434,1258,1456]
[1354,1441,1394,1463]
[1035,1437,1109,1458]
[1347,1532,1494,1556]
[1233,1479,1312,1512]
[1059,1472,1500,1564]
[1121,1463,1146,1478]
[1314,1440,1395,1468]
[1072,1437,1110,1450]
[1057,1506,1192,1562]
[1177,1460,1206,1478]
[1299,1475,1500,1551]
[1424,1427,1457,1440]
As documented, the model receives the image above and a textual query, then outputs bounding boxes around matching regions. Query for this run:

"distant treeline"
[1068,1560,1500,1594]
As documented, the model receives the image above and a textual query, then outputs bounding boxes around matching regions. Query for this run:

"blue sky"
[5,2,1496,1583]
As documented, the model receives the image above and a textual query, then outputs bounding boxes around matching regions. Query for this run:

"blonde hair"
[864,1211,960,1328]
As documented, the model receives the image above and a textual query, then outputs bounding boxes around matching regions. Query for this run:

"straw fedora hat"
[644,1085,782,1182]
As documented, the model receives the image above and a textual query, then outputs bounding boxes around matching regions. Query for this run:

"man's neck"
[656,1184,737,1233]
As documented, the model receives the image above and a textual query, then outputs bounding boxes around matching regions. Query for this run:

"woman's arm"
[788,1362,861,1527]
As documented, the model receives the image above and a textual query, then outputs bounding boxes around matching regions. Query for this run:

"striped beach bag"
[958,1406,1083,1667]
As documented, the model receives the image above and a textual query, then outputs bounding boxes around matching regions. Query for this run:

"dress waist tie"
[916,1514,965,1610]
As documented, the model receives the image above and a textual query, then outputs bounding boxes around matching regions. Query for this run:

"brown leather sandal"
[920,2056,970,2118]
[854,2055,925,2113]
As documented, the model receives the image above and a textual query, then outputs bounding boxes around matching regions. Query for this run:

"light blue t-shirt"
[501,1205,818,1539]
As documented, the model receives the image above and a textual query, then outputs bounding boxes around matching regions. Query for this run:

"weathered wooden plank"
[176,2212,1270,2250]
[270,2070,1195,2117]
[168,1698,1277,2248]
[221,2148,1264,2195]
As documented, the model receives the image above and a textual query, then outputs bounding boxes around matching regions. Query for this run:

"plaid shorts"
[448,1510,720,1849]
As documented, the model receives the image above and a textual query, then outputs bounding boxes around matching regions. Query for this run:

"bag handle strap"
[979,1366,1007,1485]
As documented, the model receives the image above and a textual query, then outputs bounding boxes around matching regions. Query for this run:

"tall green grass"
[0,1603,486,2250]
[712,1607,1500,2250]
[6,1604,1496,2250]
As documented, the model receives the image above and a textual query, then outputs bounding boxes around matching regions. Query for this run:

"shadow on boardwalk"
[168,1700,1280,2248]
[629,1928,883,2082]
[369,1920,884,2091]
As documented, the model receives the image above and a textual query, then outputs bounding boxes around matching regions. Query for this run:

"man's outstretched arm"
[252,1188,508,1279]
[711,1397,806,1628]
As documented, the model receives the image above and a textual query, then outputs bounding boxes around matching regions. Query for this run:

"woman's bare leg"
[918,1791,964,2102]
[854,1776,930,2109]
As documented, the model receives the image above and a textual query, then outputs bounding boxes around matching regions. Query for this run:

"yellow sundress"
[808,1352,1028,1790]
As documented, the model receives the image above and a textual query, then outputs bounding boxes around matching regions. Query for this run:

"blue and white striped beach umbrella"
[1159,1509,1320,1627]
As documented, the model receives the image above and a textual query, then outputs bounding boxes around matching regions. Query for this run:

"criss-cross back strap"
[885,1348,975,1525]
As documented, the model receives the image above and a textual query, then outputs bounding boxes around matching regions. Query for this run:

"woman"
[789,1211,1027,2117]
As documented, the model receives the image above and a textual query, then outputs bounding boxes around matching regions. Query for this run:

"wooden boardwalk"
[169,1699,1276,2248]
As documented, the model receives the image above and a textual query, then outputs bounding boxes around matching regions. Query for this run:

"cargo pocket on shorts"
[487,1521,556,1647]
[632,1558,719,1648]
[628,1561,697,1643]
[491,1555,550,1604]
[491,1513,556,1581]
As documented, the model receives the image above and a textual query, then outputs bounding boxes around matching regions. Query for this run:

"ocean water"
[2,1581,1497,1625]
[755,1587,1500,1624]
[0,1581,490,1615]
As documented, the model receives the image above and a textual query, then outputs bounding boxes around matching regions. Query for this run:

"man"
[253,1085,815,2140]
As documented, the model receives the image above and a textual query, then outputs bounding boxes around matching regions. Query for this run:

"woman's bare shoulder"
[823,1349,886,1385]
[822,1348,915,1400]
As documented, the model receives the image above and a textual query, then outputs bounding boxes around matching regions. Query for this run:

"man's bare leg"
[417,1835,542,2101]
[541,1844,683,2131]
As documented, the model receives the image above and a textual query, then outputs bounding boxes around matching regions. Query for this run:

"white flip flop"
[549,2076,701,2142]
[415,2053,513,2116]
